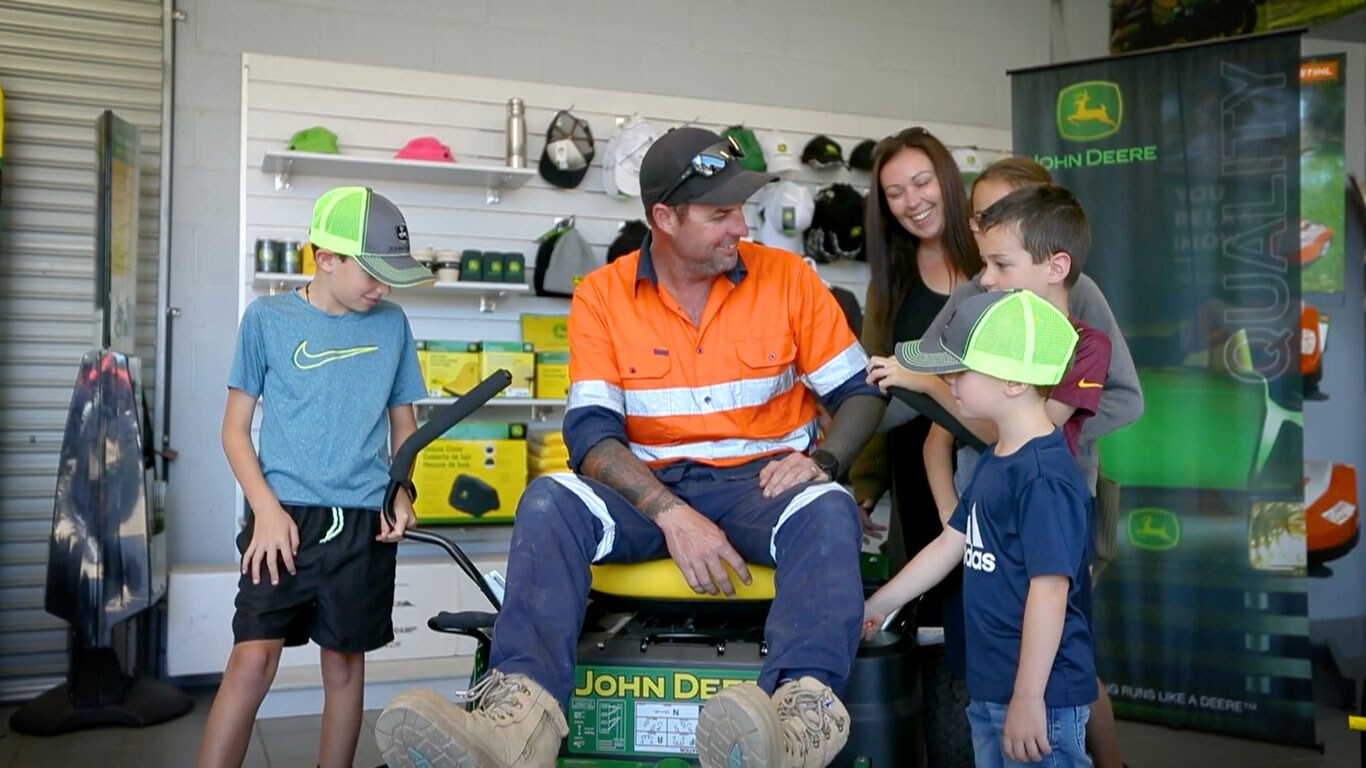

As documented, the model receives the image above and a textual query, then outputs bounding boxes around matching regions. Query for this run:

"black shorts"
[232,504,397,653]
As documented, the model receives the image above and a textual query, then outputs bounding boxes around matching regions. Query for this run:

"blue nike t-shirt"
[948,428,1097,707]
[227,291,426,509]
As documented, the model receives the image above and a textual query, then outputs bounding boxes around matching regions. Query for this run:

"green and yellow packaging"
[413,422,528,524]
[417,341,481,397]
[536,352,570,399]
[480,341,535,397]
[520,314,570,353]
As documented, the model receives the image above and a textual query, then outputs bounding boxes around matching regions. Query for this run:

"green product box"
[503,252,526,284]
[460,249,484,282]
[484,252,505,282]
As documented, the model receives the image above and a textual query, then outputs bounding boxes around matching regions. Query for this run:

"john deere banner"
[1012,33,1311,745]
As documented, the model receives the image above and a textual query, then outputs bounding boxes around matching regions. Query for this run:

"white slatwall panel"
[0,0,165,702]
[241,54,1009,343]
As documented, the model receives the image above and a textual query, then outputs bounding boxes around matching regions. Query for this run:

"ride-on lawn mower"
[376,371,924,767]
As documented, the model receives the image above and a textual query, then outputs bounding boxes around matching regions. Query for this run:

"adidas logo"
[963,503,997,573]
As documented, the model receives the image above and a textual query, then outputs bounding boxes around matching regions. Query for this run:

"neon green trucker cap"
[309,186,433,288]
[896,289,1079,386]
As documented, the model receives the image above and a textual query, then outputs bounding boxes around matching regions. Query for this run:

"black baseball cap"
[802,135,845,169]
[607,219,649,263]
[848,139,877,171]
[538,110,595,189]
[803,183,866,263]
[639,127,777,212]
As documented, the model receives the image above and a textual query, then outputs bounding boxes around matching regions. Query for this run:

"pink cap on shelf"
[394,136,455,163]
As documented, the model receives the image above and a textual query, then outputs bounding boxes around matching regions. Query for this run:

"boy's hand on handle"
[861,592,897,640]
[658,505,751,597]
[378,487,417,543]
[861,606,886,641]
[856,498,887,543]
[1003,695,1051,763]
[242,503,298,586]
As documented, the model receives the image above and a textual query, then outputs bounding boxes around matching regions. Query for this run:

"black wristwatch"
[810,449,840,480]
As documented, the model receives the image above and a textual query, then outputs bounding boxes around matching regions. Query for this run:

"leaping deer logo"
[1067,90,1118,129]
[1056,81,1122,141]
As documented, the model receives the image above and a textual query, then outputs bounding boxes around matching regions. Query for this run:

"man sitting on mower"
[376,127,887,768]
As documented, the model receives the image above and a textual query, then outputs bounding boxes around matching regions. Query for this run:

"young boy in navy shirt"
[864,289,1096,768]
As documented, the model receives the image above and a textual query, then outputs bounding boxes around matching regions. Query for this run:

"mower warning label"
[567,665,760,756]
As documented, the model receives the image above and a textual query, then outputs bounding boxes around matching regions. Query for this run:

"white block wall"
[169,0,1110,566]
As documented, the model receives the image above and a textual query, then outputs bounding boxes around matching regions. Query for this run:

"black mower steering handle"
[381,369,512,611]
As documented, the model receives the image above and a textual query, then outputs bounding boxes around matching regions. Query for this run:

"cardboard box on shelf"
[520,314,569,353]
[480,341,535,397]
[418,341,481,397]
[535,352,569,399]
[413,422,528,524]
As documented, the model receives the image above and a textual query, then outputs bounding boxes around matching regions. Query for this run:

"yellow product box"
[530,430,566,448]
[418,341,481,397]
[520,314,569,353]
[536,352,570,400]
[480,341,535,397]
[529,453,570,475]
[529,440,569,463]
[412,422,528,524]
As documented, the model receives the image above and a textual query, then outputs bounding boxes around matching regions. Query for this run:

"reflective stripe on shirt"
[628,420,818,464]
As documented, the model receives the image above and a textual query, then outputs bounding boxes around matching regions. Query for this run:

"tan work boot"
[695,676,850,768]
[375,670,568,768]
[773,677,851,768]
[695,682,782,768]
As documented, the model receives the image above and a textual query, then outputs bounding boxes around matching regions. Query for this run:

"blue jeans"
[487,457,865,706]
[965,700,1091,768]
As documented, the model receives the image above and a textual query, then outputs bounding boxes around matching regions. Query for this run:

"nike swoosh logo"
[293,341,378,370]
[1077,379,1103,389]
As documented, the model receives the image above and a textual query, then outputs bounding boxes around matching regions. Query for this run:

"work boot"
[375,670,568,768]
[695,676,850,768]
[772,677,850,768]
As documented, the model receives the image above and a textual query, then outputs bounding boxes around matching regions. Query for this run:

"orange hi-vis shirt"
[563,236,876,469]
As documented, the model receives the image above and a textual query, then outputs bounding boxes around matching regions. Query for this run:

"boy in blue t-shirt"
[864,289,1096,768]
[197,186,433,768]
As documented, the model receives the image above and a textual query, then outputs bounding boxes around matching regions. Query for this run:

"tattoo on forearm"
[580,440,683,521]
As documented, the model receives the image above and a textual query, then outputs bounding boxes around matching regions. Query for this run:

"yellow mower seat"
[591,560,776,601]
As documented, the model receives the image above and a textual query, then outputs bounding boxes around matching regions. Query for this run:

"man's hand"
[758,451,828,498]
[242,504,299,586]
[866,355,936,395]
[1003,695,1052,763]
[657,505,752,597]
[857,498,888,544]
[378,487,416,543]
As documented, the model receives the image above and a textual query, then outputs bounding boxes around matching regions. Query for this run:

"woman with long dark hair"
[849,128,981,767]
[854,127,979,576]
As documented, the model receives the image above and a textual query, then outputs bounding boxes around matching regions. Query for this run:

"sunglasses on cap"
[658,135,746,206]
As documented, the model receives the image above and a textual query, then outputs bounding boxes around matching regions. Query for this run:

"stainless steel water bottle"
[506,98,526,168]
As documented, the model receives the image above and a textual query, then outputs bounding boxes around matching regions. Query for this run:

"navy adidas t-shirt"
[948,428,1097,707]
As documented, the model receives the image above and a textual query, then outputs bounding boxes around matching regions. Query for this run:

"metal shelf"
[251,271,529,311]
[416,395,565,422]
[261,150,536,203]
[415,397,565,407]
